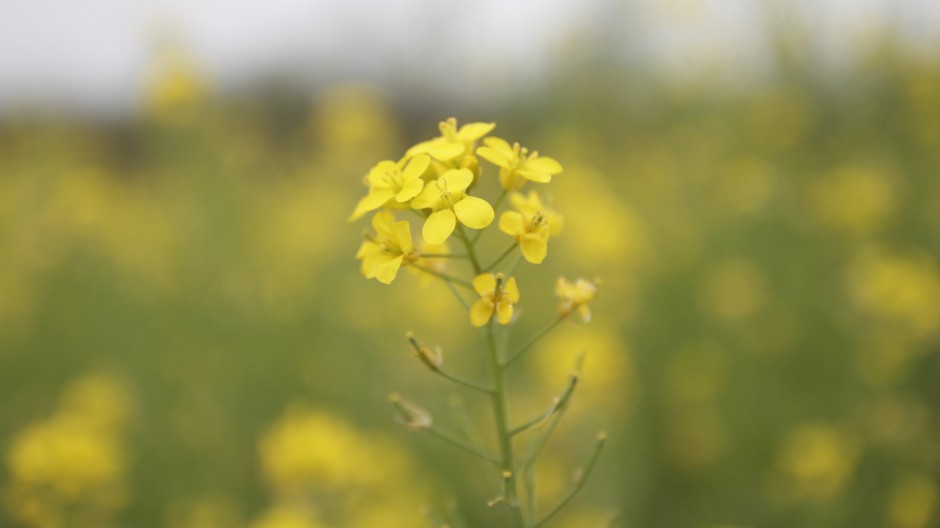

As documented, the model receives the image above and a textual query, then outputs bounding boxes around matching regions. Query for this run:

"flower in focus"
[499,191,563,264]
[476,137,563,190]
[355,211,416,284]
[470,273,520,327]
[555,277,598,322]
[406,117,495,162]
[349,154,431,220]
[410,169,494,244]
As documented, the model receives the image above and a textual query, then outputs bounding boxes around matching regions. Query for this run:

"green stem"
[425,423,501,464]
[435,368,494,394]
[412,264,474,290]
[484,243,519,272]
[455,224,482,273]
[472,188,508,244]
[503,315,566,367]
[486,320,527,528]
[509,373,578,436]
[532,433,607,528]
[450,396,502,489]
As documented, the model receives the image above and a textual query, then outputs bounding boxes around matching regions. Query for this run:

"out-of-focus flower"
[887,473,938,528]
[477,137,562,190]
[410,169,494,244]
[356,211,416,285]
[772,423,860,503]
[4,373,133,528]
[257,406,429,528]
[251,506,324,528]
[470,273,519,327]
[499,191,562,264]
[510,191,564,236]
[810,164,897,236]
[406,117,494,162]
[349,154,431,220]
[555,277,598,322]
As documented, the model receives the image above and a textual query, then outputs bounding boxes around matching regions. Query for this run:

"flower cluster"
[350,117,577,321]
[349,118,603,528]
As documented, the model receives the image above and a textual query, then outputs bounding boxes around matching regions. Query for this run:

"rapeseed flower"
[349,154,431,220]
[476,137,562,190]
[499,191,563,264]
[356,211,416,284]
[470,273,520,327]
[410,169,494,244]
[555,277,598,322]
[406,117,495,162]
[510,191,563,235]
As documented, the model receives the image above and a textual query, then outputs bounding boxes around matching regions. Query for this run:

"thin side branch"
[532,432,607,528]
[509,373,579,436]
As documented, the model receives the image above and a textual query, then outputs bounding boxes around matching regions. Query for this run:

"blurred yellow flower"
[356,211,417,285]
[470,273,520,327]
[4,373,133,527]
[251,505,324,528]
[511,191,564,236]
[406,117,494,162]
[410,169,494,244]
[348,154,430,220]
[477,137,563,190]
[774,423,860,502]
[555,277,598,322]
[887,473,938,528]
[499,191,562,264]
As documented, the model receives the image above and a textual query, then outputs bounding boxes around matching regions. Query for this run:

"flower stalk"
[349,118,603,527]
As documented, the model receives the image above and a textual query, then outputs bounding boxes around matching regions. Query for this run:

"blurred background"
[2,1,940,527]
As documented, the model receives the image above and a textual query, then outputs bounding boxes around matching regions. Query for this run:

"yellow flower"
[355,211,416,284]
[349,154,430,220]
[476,137,562,190]
[470,273,520,327]
[406,117,495,162]
[499,191,563,264]
[555,277,598,322]
[410,168,494,244]
[510,191,564,235]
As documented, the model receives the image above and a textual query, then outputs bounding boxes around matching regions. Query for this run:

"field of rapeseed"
[1,45,939,527]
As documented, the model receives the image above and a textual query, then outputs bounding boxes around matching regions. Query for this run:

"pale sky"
[0,0,938,114]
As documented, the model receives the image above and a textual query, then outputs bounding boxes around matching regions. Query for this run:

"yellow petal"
[442,168,474,193]
[476,146,511,168]
[470,300,494,327]
[498,211,525,236]
[473,273,497,296]
[458,122,495,141]
[371,210,398,239]
[395,178,423,202]
[496,301,514,325]
[429,141,465,161]
[577,305,592,322]
[402,154,430,181]
[517,169,552,184]
[519,234,547,264]
[410,184,440,210]
[503,277,520,303]
[454,196,494,229]
[356,240,379,259]
[526,156,563,174]
[405,139,434,158]
[367,160,399,187]
[423,209,456,245]
[349,190,393,220]
[483,137,515,159]
[368,255,404,284]
[393,218,413,254]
